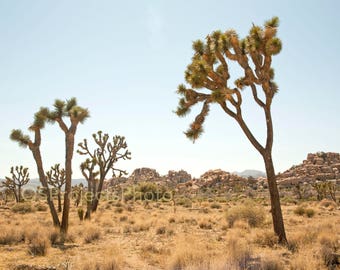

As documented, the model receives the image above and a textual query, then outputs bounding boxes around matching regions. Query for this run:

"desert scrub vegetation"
[293,205,316,218]
[0,198,339,269]
[83,225,102,243]
[11,202,35,214]
[0,226,24,245]
[225,201,266,228]
[27,237,50,256]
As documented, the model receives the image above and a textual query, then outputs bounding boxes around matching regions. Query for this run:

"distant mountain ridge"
[233,170,266,178]
[24,178,87,190]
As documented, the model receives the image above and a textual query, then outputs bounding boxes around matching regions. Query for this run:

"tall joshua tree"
[10,109,60,226]
[45,98,89,233]
[5,166,30,202]
[78,131,131,214]
[46,164,66,212]
[175,17,287,243]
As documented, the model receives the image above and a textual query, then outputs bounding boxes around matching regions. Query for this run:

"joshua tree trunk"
[263,152,287,244]
[232,108,287,244]
[32,149,60,227]
[85,178,92,220]
[18,185,22,202]
[61,132,75,234]
[13,190,19,203]
[57,188,62,212]
[91,178,103,212]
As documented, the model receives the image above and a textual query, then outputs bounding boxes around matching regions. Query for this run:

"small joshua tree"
[46,164,66,212]
[5,166,30,202]
[175,17,287,243]
[80,158,99,220]
[78,131,131,216]
[1,175,18,202]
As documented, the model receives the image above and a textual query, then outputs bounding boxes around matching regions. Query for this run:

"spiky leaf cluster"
[47,98,90,125]
[10,129,31,148]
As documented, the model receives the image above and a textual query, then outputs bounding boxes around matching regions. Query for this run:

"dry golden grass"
[0,198,339,269]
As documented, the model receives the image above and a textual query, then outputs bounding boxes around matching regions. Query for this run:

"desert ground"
[0,194,339,270]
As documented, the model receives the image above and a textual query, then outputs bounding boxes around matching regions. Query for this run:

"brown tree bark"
[60,132,75,234]
[57,188,62,212]
[263,152,287,244]
[32,148,60,227]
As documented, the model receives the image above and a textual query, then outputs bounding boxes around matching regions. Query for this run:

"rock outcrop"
[166,170,192,184]
[277,152,340,187]
[129,168,161,183]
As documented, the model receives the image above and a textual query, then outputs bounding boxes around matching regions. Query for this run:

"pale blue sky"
[1,0,339,179]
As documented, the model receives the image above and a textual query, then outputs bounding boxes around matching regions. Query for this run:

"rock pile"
[129,168,161,183]
[167,170,192,184]
[277,152,340,187]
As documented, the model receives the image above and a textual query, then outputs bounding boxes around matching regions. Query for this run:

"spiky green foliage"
[10,129,31,147]
[176,17,282,141]
[47,97,89,124]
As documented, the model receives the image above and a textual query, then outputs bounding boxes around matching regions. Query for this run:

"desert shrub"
[199,207,209,214]
[293,206,305,216]
[289,251,320,270]
[225,202,265,228]
[132,222,151,233]
[27,237,50,256]
[225,235,252,269]
[114,207,124,214]
[76,256,122,270]
[168,217,176,223]
[156,226,166,235]
[49,229,62,245]
[168,245,209,270]
[84,226,101,243]
[114,201,123,207]
[77,258,121,270]
[124,182,168,201]
[0,227,24,245]
[78,208,84,221]
[11,202,35,214]
[318,232,340,267]
[119,215,128,222]
[254,230,278,247]
[176,197,192,208]
[199,220,212,230]
[35,202,48,211]
[293,206,316,218]
[260,257,284,270]
[305,208,315,218]
[210,202,222,209]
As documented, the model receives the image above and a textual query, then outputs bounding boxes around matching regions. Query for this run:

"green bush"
[305,208,316,218]
[226,202,265,228]
[293,206,305,216]
[293,206,315,218]
[123,182,169,201]
[12,202,35,214]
